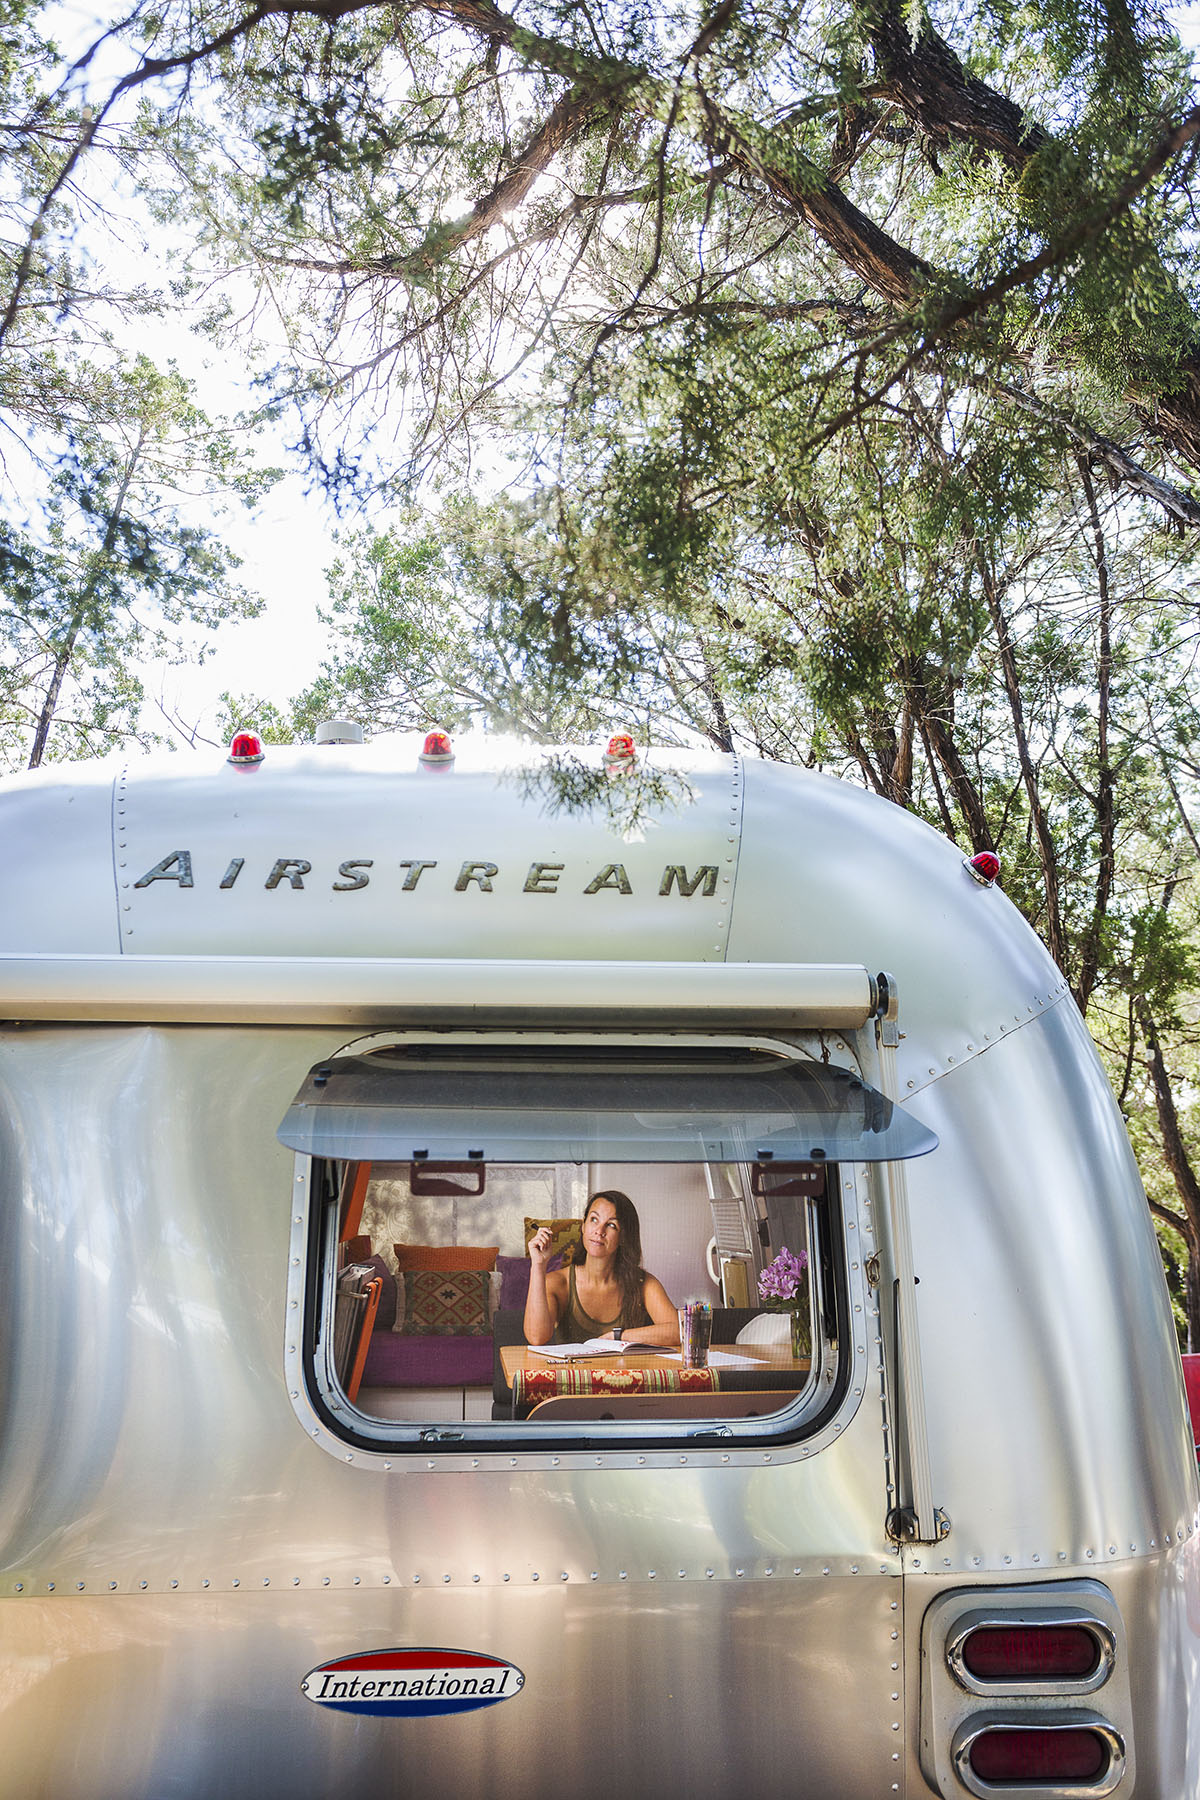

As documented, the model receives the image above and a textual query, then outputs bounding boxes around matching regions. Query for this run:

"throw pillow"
[522,1217,581,1264]
[735,1311,792,1346]
[401,1269,493,1336]
[393,1243,498,1271]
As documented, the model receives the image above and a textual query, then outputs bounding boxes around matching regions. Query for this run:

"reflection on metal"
[512,750,694,843]
[0,955,878,1027]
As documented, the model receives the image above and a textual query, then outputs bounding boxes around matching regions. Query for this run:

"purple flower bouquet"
[757,1246,811,1359]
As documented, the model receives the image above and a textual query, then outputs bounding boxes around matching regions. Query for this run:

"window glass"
[279,1045,937,1164]
[313,1156,828,1437]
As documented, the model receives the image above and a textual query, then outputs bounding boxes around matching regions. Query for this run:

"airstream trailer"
[0,731,1196,1800]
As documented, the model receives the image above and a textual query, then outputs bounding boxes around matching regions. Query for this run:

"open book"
[528,1341,763,1369]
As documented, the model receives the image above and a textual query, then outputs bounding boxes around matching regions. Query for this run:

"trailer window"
[283,1044,934,1453]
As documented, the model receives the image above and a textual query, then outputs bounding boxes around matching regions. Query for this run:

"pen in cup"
[678,1299,713,1368]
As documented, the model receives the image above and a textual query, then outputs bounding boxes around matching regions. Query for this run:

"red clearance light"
[604,733,636,767]
[965,850,1000,886]
[419,730,454,766]
[969,1725,1107,1783]
[963,1624,1100,1683]
[227,731,265,766]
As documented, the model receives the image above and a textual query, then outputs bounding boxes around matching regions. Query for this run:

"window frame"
[286,1029,883,1466]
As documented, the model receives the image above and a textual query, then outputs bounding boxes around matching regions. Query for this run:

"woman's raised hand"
[528,1226,554,1269]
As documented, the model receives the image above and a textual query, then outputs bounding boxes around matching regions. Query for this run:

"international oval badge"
[302,1647,524,1718]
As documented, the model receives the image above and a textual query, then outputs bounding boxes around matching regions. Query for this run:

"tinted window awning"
[277,1049,937,1164]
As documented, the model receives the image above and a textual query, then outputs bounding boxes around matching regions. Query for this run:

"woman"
[524,1190,679,1347]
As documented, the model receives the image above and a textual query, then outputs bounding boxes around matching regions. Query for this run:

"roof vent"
[315,719,364,746]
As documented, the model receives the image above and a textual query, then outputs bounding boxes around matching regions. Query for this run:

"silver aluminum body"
[0,737,1197,1797]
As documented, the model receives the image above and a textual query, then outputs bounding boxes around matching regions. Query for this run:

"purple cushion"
[496,1254,531,1311]
[361,1333,492,1387]
[497,1251,565,1311]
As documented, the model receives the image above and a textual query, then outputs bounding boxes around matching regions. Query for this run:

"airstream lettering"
[132,851,724,897]
[0,733,1197,1799]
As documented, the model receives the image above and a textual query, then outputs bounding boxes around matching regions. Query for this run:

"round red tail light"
[969,1725,1107,1782]
[228,731,265,766]
[963,1624,1100,1683]
[965,850,1000,886]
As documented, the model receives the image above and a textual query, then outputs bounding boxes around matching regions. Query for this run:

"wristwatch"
[612,1327,624,1341]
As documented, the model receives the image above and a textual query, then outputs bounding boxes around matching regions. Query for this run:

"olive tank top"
[558,1262,651,1341]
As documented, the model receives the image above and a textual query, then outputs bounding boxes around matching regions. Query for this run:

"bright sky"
[148,468,339,745]
[121,265,345,745]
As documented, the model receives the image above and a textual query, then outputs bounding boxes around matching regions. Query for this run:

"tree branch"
[869,0,1048,169]
[1148,1195,1193,1239]
[383,85,617,274]
[976,376,1200,528]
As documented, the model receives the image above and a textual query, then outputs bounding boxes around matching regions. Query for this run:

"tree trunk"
[980,559,1069,974]
[26,632,79,770]
[869,0,1046,169]
[25,436,143,770]
[842,718,889,798]
[912,709,960,842]
[1073,458,1116,1011]
[1137,996,1200,1350]
[699,641,734,753]
[908,666,995,852]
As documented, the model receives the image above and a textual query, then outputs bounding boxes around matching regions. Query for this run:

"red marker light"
[604,733,636,767]
[228,731,265,766]
[965,851,1000,886]
[962,1624,1101,1682]
[968,1726,1109,1783]
[419,730,454,766]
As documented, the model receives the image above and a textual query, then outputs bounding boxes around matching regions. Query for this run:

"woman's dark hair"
[574,1189,645,1313]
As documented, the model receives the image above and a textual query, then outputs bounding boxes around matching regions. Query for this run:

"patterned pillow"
[523,1217,581,1264]
[401,1269,493,1336]
[394,1243,498,1271]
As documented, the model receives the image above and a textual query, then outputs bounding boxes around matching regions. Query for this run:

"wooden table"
[501,1343,811,1421]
